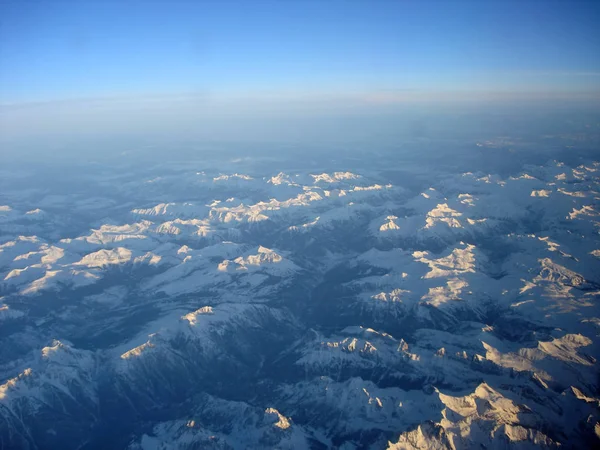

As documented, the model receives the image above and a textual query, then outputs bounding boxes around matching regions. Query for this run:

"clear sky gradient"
[1,0,600,104]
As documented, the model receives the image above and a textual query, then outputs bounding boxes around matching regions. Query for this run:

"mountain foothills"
[0,147,599,449]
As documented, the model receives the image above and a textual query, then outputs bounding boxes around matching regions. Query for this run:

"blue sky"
[1,0,599,104]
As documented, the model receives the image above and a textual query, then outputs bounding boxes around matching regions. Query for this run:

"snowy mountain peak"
[264,408,292,430]
[182,306,215,325]
[311,171,360,183]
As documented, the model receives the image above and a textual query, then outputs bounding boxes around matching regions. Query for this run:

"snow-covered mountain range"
[0,152,599,449]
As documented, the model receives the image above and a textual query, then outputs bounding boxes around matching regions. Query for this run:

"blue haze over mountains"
[1,103,600,449]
